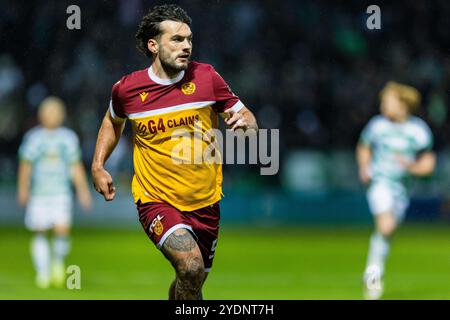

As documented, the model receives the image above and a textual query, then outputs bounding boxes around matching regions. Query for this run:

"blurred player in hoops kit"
[91,5,258,299]
[357,82,436,300]
[17,97,92,288]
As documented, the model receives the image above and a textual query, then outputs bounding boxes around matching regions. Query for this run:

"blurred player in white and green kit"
[357,82,436,300]
[17,96,92,289]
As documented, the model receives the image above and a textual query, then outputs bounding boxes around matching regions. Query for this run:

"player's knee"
[53,224,70,236]
[176,255,205,285]
[377,217,396,237]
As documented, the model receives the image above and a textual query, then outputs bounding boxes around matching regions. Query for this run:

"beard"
[159,48,190,76]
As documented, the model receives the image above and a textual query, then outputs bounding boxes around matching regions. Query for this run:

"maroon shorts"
[137,201,220,271]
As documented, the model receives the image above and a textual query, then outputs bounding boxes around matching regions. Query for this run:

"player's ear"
[148,39,158,55]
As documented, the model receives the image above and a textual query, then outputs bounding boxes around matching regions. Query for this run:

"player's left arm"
[210,67,257,133]
[223,106,258,132]
[402,123,436,177]
[71,161,92,211]
[405,151,436,177]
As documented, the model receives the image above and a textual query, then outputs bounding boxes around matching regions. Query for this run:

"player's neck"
[151,60,183,80]
[387,114,409,123]
[42,126,60,132]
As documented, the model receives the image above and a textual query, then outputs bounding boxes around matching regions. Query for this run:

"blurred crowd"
[0,0,449,183]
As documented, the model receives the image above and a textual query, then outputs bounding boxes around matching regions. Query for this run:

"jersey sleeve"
[18,131,38,162]
[109,80,127,119]
[359,118,378,146]
[415,122,433,152]
[210,67,244,113]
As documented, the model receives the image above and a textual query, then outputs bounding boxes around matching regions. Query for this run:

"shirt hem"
[135,193,222,212]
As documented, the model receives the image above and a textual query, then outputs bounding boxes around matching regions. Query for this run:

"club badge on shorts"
[149,214,165,236]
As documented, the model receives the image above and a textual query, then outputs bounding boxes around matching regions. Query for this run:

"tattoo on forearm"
[164,232,196,252]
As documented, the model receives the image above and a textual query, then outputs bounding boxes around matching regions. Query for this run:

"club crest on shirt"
[181,82,196,95]
[139,91,149,102]
[149,214,165,236]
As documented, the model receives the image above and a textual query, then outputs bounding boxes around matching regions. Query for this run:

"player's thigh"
[392,194,409,224]
[51,198,72,235]
[136,201,204,270]
[189,202,220,272]
[367,182,395,216]
[25,197,52,231]
[161,228,204,272]
[53,224,70,235]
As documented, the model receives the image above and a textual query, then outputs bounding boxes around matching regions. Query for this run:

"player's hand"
[395,154,413,170]
[92,167,116,201]
[223,109,249,131]
[359,166,371,185]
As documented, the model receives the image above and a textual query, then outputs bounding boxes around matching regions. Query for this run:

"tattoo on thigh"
[164,230,196,252]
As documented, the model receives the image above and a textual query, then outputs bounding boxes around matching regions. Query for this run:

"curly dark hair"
[135,4,192,58]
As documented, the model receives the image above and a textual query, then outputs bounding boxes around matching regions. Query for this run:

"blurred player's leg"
[367,213,396,273]
[26,198,53,289]
[162,228,205,300]
[31,231,51,289]
[364,212,397,300]
[364,182,400,299]
[51,224,70,288]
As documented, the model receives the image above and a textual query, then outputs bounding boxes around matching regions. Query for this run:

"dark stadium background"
[0,0,449,299]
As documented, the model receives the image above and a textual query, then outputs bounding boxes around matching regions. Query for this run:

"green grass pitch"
[0,224,449,299]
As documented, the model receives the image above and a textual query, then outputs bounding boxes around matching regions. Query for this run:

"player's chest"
[130,106,217,142]
[35,139,67,162]
[124,78,214,115]
[376,129,417,153]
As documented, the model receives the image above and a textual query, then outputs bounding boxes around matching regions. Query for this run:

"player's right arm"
[356,117,378,185]
[356,143,372,185]
[17,131,36,207]
[91,109,126,201]
[17,160,32,207]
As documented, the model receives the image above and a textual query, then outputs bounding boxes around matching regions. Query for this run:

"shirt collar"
[148,65,185,85]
